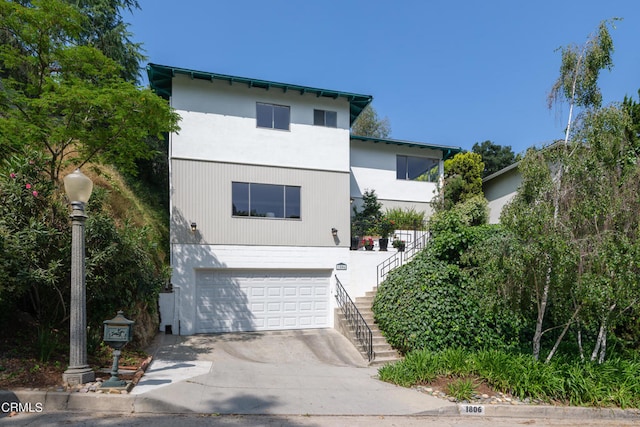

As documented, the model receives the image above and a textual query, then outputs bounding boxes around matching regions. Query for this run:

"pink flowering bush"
[0,151,168,354]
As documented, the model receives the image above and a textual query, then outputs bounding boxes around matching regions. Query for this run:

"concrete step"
[335,286,402,367]
[373,347,401,358]
[369,356,402,368]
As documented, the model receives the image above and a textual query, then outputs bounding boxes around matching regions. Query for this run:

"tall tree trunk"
[564,49,583,144]
[576,320,584,361]
[533,264,551,361]
[546,306,581,363]
[591,304,616,363]
[598,331,607,364]
[591,318,607,362]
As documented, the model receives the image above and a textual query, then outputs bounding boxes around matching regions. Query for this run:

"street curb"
[419,403,640,420]
[1,390,134,413]
[3,389,640,419]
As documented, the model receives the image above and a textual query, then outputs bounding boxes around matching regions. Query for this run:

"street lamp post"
[62,169,95,386]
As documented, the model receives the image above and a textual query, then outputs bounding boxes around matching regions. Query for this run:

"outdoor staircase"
[353,289,402,367]
[335,287,402,367]
[336,232,429,367]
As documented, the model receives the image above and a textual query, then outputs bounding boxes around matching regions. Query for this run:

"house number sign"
[336,263,347,271]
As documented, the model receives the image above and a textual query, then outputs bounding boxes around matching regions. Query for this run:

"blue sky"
[127,1,640,155]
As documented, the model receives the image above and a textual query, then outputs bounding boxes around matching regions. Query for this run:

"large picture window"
[396,155,440,182]
[256,102,290,130]
[232,182,301,219]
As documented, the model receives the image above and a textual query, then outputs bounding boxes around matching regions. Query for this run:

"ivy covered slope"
[372,196,524,355]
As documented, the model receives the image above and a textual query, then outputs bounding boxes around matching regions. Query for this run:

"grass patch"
[446,377,478,401]
[378,348,640,408]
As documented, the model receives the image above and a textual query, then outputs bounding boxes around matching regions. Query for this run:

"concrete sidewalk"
[2,329,640,422]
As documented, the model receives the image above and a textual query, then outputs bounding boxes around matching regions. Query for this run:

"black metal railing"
[335,275,373,362]
[377,232,428,286]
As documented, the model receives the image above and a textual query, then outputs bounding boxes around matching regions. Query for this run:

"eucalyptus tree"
[491,105,639,364]
[475,20,640,363]
[548,19,617,144]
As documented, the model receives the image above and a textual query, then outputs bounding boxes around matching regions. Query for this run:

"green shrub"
[384,207,426,230]
[372,250,520,354]
[352,189,382,236]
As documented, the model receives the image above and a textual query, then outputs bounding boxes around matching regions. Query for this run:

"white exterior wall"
[484,167,522,224]
[162,244,398,334]
[169,244,351,335]
[347,251,393,298]
[170,75,351,173]
[350,139,440,205]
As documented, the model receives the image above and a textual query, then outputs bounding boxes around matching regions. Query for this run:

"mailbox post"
[101,311,134,388]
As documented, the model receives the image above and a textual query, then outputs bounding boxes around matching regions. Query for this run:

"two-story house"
[148,63,460,336]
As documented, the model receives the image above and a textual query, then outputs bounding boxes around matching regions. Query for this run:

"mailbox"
[103,311,134,350]
[101,311,135,389]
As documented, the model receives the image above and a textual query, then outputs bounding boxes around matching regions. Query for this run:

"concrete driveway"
[131,329,454,415]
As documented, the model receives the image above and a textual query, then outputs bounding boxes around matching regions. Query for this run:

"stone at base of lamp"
[63,366,95,386]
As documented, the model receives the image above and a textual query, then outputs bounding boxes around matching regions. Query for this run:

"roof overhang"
[351,135,462,160]
[482,161,520,182]
[147,63,373,125]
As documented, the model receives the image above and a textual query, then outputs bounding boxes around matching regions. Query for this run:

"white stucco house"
[483,162,521,224]
[148,63,460,335]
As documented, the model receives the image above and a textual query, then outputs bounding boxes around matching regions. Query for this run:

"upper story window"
[232,182,301,219]
[396,155,440,182]
[313,109,337,128]
[256,102,290,130]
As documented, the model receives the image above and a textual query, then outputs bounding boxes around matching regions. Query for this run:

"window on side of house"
[313,109,337,128]
[396,155,440,182]
[232,182,301,219]
[256,102,290,130]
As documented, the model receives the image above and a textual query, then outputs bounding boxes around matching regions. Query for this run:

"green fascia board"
[147,63,373,125]
[351,135,462,160]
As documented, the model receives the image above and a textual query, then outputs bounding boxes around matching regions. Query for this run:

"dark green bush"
[372,249,521,355]
[0,151,167,351]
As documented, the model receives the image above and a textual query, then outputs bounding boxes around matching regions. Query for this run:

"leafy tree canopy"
[472,140,518,178]
[0,0,180,182]
[351,104,391,138]
[63,0,145,82]
[548,18,618,143]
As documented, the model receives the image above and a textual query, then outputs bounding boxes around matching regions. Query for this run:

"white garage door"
[195,269,330,333]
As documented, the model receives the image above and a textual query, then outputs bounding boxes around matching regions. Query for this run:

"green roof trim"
[147,63,373,125]
[351,135,462,160]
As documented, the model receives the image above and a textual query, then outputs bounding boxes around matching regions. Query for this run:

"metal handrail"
[335,275,373,362]
[377,232,428,286]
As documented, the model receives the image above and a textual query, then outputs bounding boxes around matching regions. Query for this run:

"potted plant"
[392,239,406,252]
[376,217,395,251]
[352,189,382,250]
[350,220,362,250]
[362,237,374,251]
